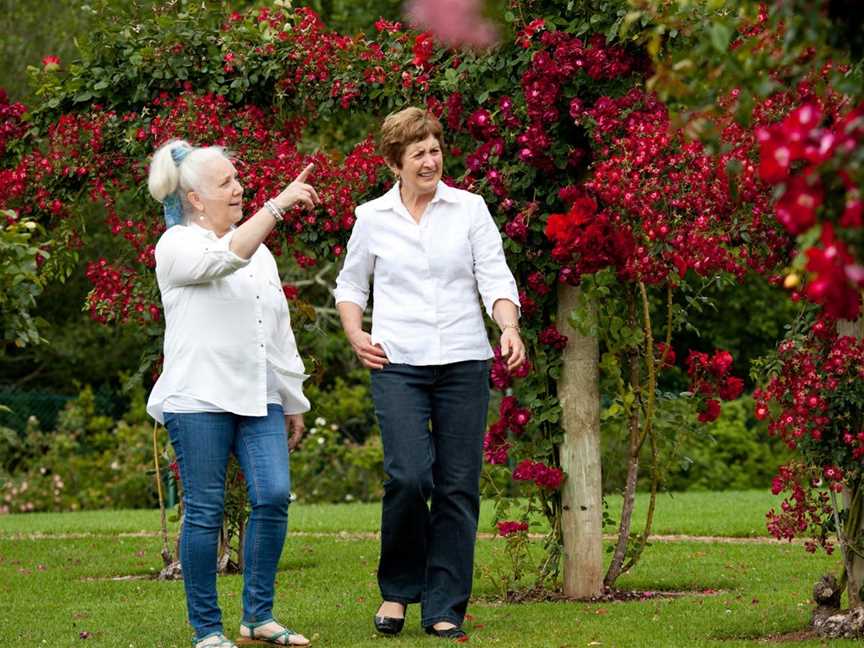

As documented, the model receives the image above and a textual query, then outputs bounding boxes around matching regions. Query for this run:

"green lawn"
[0,491,847,647]
[0,489,779,538]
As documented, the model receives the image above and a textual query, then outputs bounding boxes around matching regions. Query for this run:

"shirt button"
[260,344,264,348]
[256,295,260,299]
[258,320,262,324]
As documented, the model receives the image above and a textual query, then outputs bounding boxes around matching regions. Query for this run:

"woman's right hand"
[273,163,320,210]
[347,329,389,369]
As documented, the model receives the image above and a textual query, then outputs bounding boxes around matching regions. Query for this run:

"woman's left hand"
[285,414,305,451]
[501,328,527,372]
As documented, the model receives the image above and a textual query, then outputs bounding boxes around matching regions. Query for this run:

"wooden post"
[557,284,604,598]
[839,317,864,607]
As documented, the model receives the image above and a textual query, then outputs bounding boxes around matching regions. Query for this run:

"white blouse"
[334,182,519,365]
[146,223,309,424]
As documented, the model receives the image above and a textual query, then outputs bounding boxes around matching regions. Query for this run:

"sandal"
[237,619,310,646]
[194,633,238,648]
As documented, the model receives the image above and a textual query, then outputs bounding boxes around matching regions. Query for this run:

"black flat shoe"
[373,615,404,635]
[425,625,467,640]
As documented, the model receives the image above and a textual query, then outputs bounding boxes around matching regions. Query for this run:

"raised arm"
[229,163,320,259]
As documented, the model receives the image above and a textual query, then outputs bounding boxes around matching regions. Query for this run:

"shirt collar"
[188,222,217,239]
[373,181,460,215]
[188,222,235,240]
[430,181,461,205]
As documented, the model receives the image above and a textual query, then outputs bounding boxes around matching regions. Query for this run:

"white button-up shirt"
[146,223,309,424]
[333,182,519,365]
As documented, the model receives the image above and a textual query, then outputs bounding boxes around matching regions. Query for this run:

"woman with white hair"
[146,139,318,648]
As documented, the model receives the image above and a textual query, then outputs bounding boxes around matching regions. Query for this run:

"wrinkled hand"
[274,163,320,210]
[500,327,527,372]
[285,414,305,451]
[347,329,389,369]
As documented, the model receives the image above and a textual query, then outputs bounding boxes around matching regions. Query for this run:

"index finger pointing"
[294,162,315,183]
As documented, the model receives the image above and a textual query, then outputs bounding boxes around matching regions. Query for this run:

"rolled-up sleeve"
[333,211,374,310]
[469,197,521,318]
[280,376,311,416]
[155,226,250,288]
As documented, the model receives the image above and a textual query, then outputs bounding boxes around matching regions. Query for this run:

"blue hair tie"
[162,145,192,227]
[171,145,191,165]
[162,192,184,228]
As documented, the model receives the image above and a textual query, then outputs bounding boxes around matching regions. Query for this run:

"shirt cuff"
[281,376,311,415]
[483,293,521,320]
[333,287,369,311]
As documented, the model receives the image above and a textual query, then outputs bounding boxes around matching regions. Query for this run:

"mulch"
[482,585,725,605]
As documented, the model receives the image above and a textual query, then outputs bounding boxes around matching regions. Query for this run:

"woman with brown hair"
[334,107,525,640]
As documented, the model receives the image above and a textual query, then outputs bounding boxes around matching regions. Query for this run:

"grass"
[0,489,779,538]
[0,491,848,647]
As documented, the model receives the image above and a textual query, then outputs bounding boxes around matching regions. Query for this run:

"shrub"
[0,373,388,513]
[0,384,156,513]
[291,376,384,503]
[290,416,384,504]
[666,397,792,491]
[599,395,792,494]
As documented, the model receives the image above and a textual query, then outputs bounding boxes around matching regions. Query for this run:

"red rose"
[282,284,299,300]
[496,520,529,537]
[774,175,823,235]
[411,32,435,67]
[698,398,722,423]
[718,376,744,401]
[512,459,538,481]
[709,350,734,377]
[42,55,61,71]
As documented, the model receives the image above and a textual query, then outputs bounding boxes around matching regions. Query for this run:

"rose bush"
[635,0,864,606]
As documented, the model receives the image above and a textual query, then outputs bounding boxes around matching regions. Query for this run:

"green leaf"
[605,15,624,43]
[602,402,623,419]
[709,22,731,53]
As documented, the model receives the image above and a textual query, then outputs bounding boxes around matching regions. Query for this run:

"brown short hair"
[379,107,444,168]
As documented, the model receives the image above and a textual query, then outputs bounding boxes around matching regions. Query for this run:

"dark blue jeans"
[370,360,490,629]
[164,405,291,641]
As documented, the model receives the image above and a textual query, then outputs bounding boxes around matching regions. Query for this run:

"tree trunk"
[841,484,864,607]
[604,410,640,587]
[604,339,641,586]
[557,284,604,598]
[839,317,864,606]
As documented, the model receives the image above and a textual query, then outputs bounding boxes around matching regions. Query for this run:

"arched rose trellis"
[0,2,786,594]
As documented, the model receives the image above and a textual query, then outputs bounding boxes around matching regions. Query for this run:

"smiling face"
[393,134,443,199]
[188,155,243,235]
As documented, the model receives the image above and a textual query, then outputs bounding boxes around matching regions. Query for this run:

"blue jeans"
[370,360,490,629]
[164,405,291,641]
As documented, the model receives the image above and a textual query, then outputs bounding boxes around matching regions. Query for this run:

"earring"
[199,215,205,220]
